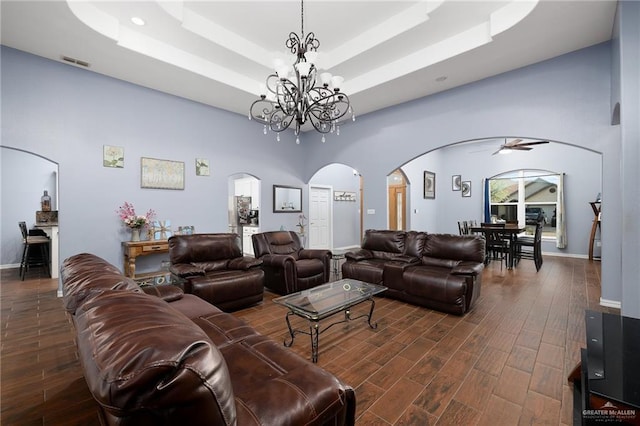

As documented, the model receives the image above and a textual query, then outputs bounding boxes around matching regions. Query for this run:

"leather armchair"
[252,231,331,294]
[169,233,264,311]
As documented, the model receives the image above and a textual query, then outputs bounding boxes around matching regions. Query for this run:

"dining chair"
[481,223,509,270]
[19,221,50,280]
[514,221,543,271]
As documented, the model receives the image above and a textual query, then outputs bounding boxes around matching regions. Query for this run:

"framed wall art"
[334,191,356,201]
[461,181,471,197]
[141,157,185,190]
[195,158,210,176]
[452,175,461,191]
[103,145,124,168]
[423,171,436,199]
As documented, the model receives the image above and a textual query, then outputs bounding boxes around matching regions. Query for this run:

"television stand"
[568,310,640,425]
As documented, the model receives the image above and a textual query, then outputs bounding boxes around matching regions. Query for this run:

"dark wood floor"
[1,256,613,425]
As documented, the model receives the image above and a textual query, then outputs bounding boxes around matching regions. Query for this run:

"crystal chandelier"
[249,0,354,144]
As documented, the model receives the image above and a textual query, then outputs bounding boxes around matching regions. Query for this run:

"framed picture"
[334,191,356,201]
[141,157,185,190]
[423,171,435,199]
[461,181,471,197]
[273,185,302,212]
[452,175,461,191]
[195,158,209,176]
[103,145,124,168]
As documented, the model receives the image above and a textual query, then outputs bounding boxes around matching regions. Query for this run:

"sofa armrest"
[345,249,373,261]
[170,263,204,277]
[451,261,484,276]
[228,256,263,270]
[299,249,331,260]
[260,254,297,268]
[141,284,184,302]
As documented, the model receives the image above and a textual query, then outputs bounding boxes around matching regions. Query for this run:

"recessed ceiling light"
[131,17,145,26]
[435,76,447,82]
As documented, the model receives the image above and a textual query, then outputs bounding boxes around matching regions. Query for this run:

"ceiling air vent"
[61,55,90,68]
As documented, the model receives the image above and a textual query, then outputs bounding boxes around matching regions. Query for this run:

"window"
[489,170,559,237]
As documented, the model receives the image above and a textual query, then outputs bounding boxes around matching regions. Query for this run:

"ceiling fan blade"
[510,146,532,150]
[503,138,522,147]
[515,140,549,147]
[492,148,502,155]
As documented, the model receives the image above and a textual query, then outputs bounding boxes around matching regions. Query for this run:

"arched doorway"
[227,173,261,256]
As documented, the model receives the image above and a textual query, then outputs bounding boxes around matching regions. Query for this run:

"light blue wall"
[309,163,361,249]
[402,142,601,257]
[2,33,637,315]
[617,1,640,318]
[1,147,58,265]
[302,41,622,306]
[0,45,307,273]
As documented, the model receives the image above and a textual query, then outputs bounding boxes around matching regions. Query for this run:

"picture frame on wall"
[423,171,436,199]
[103,145,124,168]
[452,175,461,191]
[195,158,209,176]
[461,181,471,197]
[141,157,185,190]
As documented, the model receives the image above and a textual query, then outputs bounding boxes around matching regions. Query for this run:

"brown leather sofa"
[168,233,264,311]
[252,231,331,294]
[61,253,356,426]
[342,230,485,315]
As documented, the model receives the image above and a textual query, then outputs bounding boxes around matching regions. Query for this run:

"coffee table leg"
[310,322,320,363]
[367,298,378,329]
[283,311,296,347]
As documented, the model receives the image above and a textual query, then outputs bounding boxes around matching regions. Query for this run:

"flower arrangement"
[297,213,307,229]
[117,202,155,229]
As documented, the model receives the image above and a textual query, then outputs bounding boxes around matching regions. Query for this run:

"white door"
[309,186,331,249]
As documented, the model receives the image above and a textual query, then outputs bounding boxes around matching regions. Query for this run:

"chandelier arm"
[248,0,355,141]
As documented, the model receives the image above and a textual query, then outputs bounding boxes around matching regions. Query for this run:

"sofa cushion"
[169,234,242,264]
[61,253,142,314]
[141,284,184,302]
[362,229,405,255]
[192,260,229,273]
[424,233,485,263]
[221,334,356,425]
[74,290,236,425]
[296,258,325,278]
[341,259,387,284]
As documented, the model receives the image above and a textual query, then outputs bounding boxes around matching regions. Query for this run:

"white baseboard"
[0,263,20,270]
[600,297,621,309]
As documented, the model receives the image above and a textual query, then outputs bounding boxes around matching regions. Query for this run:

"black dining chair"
[19,221,50,280]
[482,223,509,270]
[514,221,543,271]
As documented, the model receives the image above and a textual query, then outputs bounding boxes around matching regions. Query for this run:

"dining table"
[469,223,526,269]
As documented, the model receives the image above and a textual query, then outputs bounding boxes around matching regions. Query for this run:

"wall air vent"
[61,56,90,68]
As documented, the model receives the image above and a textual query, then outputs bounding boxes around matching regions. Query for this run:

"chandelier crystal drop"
[249,0,354,143]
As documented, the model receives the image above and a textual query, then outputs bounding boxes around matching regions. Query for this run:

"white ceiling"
[1,1,617,123]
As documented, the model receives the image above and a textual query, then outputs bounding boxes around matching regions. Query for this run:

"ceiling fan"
[493,138,549,155]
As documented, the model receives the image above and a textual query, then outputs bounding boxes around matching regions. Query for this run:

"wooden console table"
[122,240,169,278]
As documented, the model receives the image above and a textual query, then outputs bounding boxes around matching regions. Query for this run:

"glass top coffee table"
[273,279,387,363]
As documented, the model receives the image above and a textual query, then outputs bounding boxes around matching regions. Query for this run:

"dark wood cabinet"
[569,310,640,425]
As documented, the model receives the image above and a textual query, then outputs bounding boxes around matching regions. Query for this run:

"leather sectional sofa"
[61,253,355,425]
[342,230,485,315]
[168,233,264,311]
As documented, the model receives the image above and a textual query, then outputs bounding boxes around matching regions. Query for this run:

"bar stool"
[19,221,50,280]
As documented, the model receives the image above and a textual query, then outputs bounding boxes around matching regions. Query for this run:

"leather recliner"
[252,231,331,294]
[168,233,264,311]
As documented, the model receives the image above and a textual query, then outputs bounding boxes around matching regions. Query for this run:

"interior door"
[309,186,331,249]
[388,184,406,230]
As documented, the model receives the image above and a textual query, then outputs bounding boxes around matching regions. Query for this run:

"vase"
[131,228,141,242]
